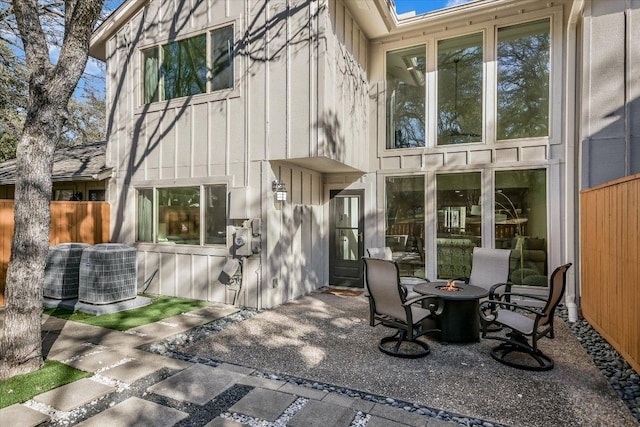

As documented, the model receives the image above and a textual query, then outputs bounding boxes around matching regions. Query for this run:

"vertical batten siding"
[103,0,331,308]
[581,0,640,187]
[316,0,369,170]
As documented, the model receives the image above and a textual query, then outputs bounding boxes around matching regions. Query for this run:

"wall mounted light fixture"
[272,179,287,202]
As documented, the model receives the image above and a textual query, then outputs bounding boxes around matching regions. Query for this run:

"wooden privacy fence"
[0,200,110,306]
[580,174,640,373]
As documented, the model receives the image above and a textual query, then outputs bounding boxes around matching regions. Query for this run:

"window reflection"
[495,169,547,286]
[158,187,201,244]
[497,19,550,140]
[386,45,426,149]
[385,176,425,277]
[162,35,207,100]
[136,185,226,245]
[436,173,481,279]
[437,33,483,145]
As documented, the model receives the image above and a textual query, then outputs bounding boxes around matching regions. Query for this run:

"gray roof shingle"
[0,141,111,184]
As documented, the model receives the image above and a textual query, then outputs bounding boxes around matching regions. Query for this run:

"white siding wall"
[317,0,369,170]
[105,0,336,308]
[580,0,640,188]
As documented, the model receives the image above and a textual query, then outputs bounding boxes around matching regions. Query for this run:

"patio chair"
[362,257,442,358]
[365,247,428,299]
[461,247,513,299]
[479,263,572,371]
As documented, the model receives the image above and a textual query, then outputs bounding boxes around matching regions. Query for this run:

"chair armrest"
[488,282,513,300]
[500,292,548,303]
[479,300,543,316]
[403,295,444,316]
[452,276,470,284]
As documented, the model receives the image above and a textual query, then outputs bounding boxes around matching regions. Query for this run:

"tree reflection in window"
[497,19,550,140]
[386,45,426,149]
[142,25,234,104]
[162,35,207,100]
[437,33,483,145]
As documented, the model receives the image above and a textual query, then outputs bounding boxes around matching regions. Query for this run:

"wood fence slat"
[0,201,109,306]
[581,174,640,374]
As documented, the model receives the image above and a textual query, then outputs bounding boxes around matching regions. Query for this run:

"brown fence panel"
[0,201,110,306]
[580,174,640,373]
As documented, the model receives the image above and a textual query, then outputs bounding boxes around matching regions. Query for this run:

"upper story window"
[497,19,550,140]
[142,25,234,104]
[385,17,552,149]
[437,33,483,146]
[386,45,426,149]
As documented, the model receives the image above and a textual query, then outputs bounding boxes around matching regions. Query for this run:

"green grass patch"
[43,295,209,331]
[0,360,91,408]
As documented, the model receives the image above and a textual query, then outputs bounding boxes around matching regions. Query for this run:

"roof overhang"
[348,0,548,41]
[278,157,365,174]
[90,0,148,61]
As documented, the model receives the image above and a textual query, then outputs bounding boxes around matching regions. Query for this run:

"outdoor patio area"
[179,290,638,427]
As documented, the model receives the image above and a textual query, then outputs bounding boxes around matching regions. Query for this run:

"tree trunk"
[0,0,104,381]
[0,106,58,379]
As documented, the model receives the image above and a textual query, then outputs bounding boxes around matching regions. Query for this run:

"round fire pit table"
[413,281,488,343]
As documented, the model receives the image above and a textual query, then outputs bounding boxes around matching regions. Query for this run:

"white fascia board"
[90,0,148,61]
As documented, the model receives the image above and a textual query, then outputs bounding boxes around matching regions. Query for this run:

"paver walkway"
[0,304,458,427]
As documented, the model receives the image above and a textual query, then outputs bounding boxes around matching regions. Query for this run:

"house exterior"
[0,141,110,201]
[88,0,639,316]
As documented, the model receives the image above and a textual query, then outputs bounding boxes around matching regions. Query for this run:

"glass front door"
[329,190,364,287]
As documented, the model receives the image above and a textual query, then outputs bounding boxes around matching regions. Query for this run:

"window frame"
[135,184,228,246]
[139,23,236,106]
[381,8,560,153]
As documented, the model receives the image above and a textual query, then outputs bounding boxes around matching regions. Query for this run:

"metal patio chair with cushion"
[459,247,513,300]
[479,263,572,371]
[362,257,442,358]
[365,247,428,299]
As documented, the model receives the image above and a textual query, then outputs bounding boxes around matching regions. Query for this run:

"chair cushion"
[495,309,534,335]
[410,305,433,324]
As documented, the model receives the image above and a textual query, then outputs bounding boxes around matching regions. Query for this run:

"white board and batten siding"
[104,0,369,308]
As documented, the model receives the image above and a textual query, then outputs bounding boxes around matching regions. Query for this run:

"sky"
[394,0,475,15]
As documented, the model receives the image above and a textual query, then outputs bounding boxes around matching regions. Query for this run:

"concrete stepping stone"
[0,404,50,427]
[63,349,129,373]
[75,397,188,427]
[367,416,414,427]
[369,404,430,426]
[204,417,244,427]
[279,382,327,400]
[321,393,375,413]
[147,364,246,405]
[287,400,356,427]
[33,378,114,412]
[129,321,187,341]
[100,359,162,384]
[228,388,297,422]
[46,340,105,363]
[190,305,238,319]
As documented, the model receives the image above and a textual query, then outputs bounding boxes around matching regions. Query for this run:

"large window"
[437,33,483,145]
[386,45,426,149]
[497,19,550,140]
[385,18,552,147]
[385,176,425,277]
[136,185,227,245]
[142,25,234,103]
[495,169,547,286]
[436,173,481,279]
